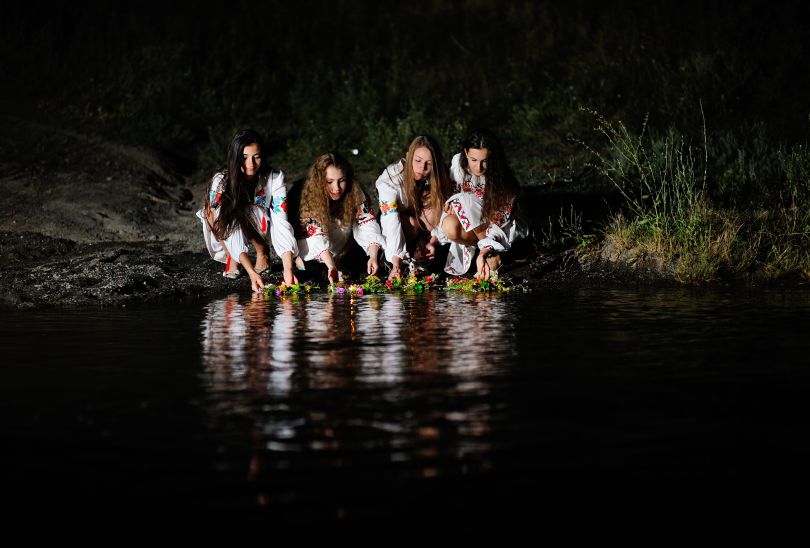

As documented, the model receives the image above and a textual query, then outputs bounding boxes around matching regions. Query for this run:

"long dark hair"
[206,129,270,240]
[402,135,452,222]
[459,128,519,222]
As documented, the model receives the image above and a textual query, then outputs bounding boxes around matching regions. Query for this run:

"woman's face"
[465,147,489,177]
[241,143,262,179]
[325,165,347,201]
[412,146,433,180]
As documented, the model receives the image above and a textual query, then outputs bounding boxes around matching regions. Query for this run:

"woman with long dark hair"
[375,135,452,279]
[197,129,298,292]
[292,152,385,283]
[440,128,528,278]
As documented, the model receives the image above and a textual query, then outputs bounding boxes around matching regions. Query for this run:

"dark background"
[2,0,808,190]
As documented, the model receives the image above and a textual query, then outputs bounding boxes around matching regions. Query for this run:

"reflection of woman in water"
[376,135,452,280]
[440,128,529,279]
[291,152,385,283]
[197,129,299,292]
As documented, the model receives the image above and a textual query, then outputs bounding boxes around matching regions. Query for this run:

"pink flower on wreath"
[385,278,393,288]
[337,286,345,294]
[357,288,364,295]
[424,275,432,283]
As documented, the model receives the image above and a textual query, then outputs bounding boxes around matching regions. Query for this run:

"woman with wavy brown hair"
[293,152,385,283]
[375,135,452,280]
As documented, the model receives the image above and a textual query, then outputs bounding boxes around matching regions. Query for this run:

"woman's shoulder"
[210,170,226,189]
[260,168,285,191]
[264,167,284,181]
[376,158,406,187]
[449,152,464,180]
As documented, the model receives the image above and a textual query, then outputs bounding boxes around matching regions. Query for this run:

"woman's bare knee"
[442,215,461,241]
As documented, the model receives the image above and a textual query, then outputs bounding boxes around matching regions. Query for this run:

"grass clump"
[582,107,810,283]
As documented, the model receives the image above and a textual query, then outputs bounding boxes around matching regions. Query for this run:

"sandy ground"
[0,116,275,308]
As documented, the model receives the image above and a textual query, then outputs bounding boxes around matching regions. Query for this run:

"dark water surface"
[4,288,810,519]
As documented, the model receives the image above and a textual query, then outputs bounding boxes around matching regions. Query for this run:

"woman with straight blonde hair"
[375,135,452,279]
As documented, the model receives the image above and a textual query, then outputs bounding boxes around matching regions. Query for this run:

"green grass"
[582,108,810,282]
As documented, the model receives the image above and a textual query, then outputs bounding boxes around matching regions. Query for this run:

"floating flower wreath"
[328,274,439,295]
[262,282,319,297]
[444,275,522,292]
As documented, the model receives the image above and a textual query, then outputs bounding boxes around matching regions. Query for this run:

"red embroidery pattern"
[304,218,323,237]
[462,172,486,200]
[451,199,472,231]
[491,203,513,227]
[356,200,376,225]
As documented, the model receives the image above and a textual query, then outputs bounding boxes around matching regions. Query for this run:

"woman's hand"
[280,251,299,285]
[367,243,380,276]
[476,247,492,279]
[249,271,265,293]
[367,255,379,276]
[283,268,298,286]
[389,256,402,280]
[319,250,339,284]
[424,236,438,260]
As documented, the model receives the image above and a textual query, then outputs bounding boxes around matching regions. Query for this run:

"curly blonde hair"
[299,152,365,238]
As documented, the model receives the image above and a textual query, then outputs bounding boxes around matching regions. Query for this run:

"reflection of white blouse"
[440,153,529,275]
[197,169,298,264]
[295,190,386,262]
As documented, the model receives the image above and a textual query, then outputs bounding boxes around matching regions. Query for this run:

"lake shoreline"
[1,116,805,310]
[2,228,806,310]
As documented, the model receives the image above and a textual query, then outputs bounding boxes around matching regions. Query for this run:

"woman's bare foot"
[255,254,269,274]
[224,256,240,278]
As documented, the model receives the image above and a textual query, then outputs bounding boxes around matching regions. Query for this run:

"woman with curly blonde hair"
[375,135,452,280]
[293,152,385,283]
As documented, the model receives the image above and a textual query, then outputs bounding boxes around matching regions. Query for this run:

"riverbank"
[1,117,805,309]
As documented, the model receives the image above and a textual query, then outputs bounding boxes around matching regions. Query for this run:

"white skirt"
[196,205,268,265]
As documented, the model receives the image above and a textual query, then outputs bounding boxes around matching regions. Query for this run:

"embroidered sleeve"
[295,215,332,262]
[209,173,226,209]
[375,165,408,262]
[266,170,298,257]
[356,197,377,225]
[302,216,325,238]
[353,195,385,256]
